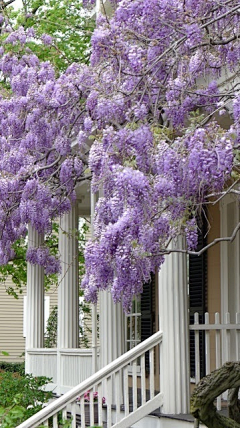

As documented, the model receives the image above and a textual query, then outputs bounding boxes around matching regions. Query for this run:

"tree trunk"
[190,362,240,428]
[228,387,240,423]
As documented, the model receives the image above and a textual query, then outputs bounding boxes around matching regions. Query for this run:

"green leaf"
[0,406,6,417]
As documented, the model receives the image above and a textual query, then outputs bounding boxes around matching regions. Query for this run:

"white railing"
[26,348,57,381]
[17,331,163,428]
[26,348,95,394]
[189,311,240,409]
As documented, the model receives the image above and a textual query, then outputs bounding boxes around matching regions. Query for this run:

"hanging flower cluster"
[81,0,239,311]
[0,23,94,272]
[0,1,239,309]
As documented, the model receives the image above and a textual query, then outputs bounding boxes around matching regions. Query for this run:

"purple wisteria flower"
[0,0,238,312]
[41,34,53,46]
[80,0,238,311]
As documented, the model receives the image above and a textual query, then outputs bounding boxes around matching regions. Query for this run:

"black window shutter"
[189,215,207,379]
[141,274,155,371]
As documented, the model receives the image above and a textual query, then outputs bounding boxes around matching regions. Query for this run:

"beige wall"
[0,279,58,363]
[207,203,221,319]
[206,203,221,372]
[0,278,26,363]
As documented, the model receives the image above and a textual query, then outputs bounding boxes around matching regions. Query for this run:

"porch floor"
[66,405,229,427]
[150,406,229,428]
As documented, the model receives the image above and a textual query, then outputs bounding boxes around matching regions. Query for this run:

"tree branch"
[191,362,240,428]
[0,0,16,9]
[228,387,240,424]
[157,222,240,257]
[206,179,240,204]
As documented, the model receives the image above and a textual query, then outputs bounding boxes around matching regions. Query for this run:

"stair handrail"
[17,330,163,428]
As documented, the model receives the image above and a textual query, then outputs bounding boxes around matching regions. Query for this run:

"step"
[132,414,203,428]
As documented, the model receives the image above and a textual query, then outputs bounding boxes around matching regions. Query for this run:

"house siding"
[0,278,58,363]
[207,203,221,318]
[0,278,26,363]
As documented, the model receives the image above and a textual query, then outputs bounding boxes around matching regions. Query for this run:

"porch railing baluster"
[52,413,58,428]
[70,403,76,428]
[149,348,155,400]
[98,382,103,426]
[225,312,231,363]
[89,389,94,427]
[194,312,200,384]
[132,359,138,411]
[215,312,221,411]
[205,312,210,375]
[80,396,85,428]
[140,354,146,405]
[115,370,121,422]
[62,407,67,422]
[123,366,129,417]
[107,375,112,427]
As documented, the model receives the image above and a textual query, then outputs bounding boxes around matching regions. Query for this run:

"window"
[125,276,155,372]
[125,296,141,351]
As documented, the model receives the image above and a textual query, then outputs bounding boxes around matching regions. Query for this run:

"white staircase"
[17,331,163,428]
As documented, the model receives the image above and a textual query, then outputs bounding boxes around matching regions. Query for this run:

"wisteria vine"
[0,0,239,310]
[0,24,94,272]
[81,0,240,310]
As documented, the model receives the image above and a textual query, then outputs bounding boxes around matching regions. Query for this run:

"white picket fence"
[189,311,240,409]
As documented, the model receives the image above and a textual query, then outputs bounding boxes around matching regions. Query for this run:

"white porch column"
[91,192,98,374]
[25,226,44,371]
[58,205,79,349]
[159,237,190,414]
[99,291,125,404]
[99,292,125,368]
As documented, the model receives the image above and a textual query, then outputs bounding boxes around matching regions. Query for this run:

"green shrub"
[0,361,25,375]
[0,371,52,427]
